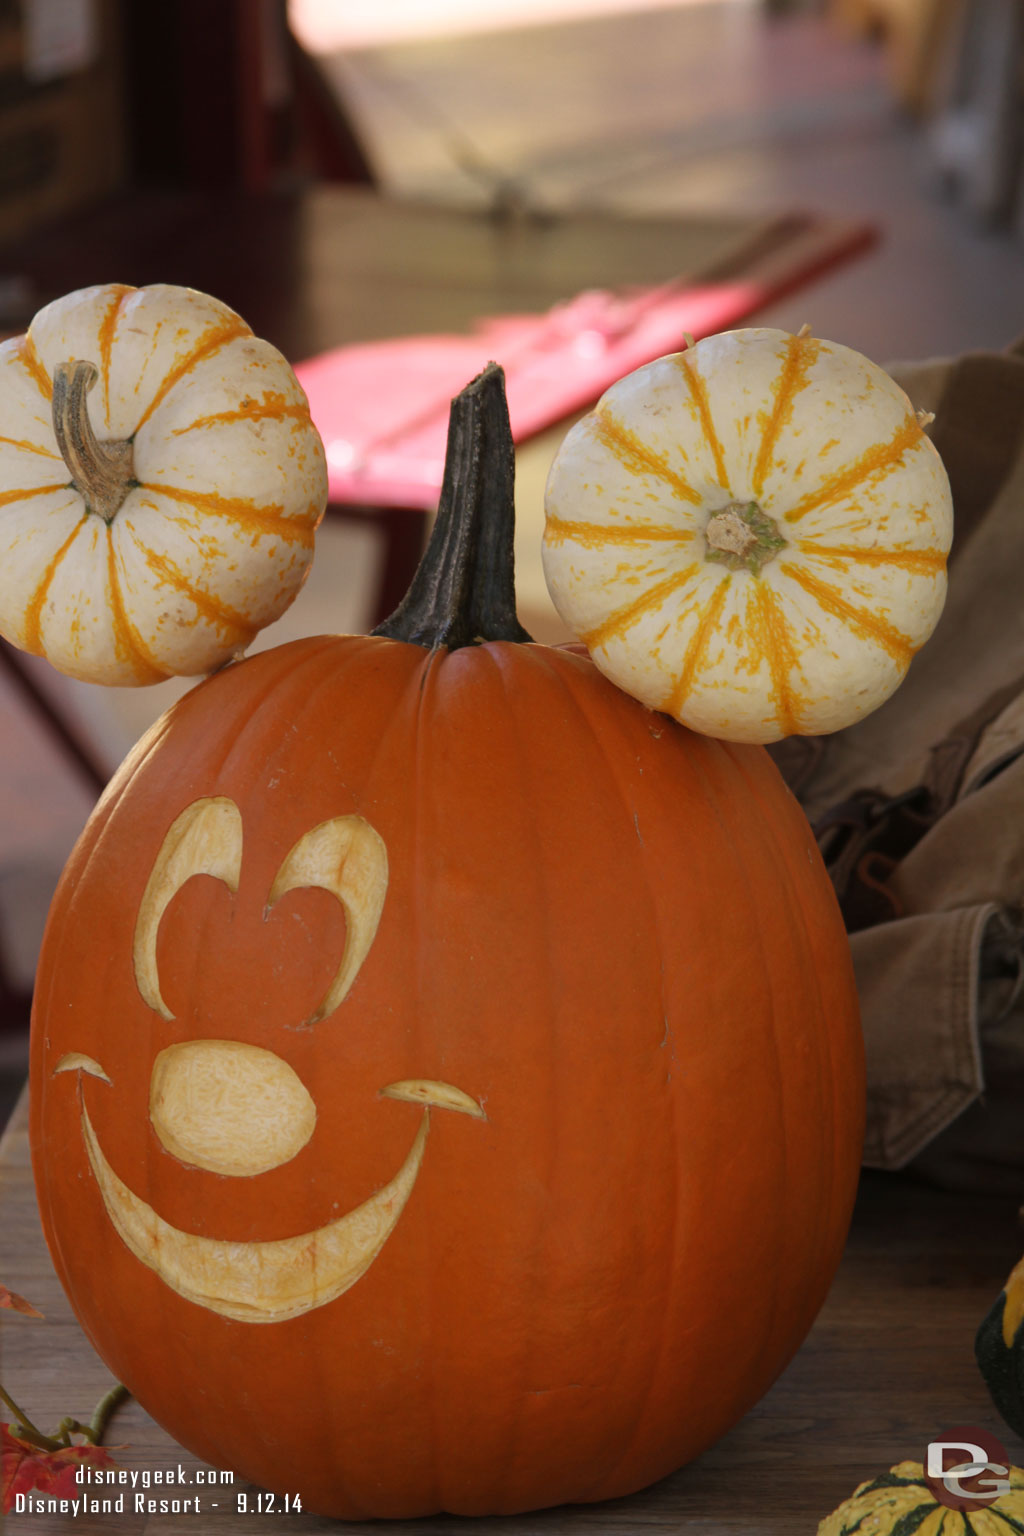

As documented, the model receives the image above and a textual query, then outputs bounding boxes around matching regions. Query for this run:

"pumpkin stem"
[82,1382,130,1445]
[52,360,136,525]
[705,500,787,577]
[371,363,532,650]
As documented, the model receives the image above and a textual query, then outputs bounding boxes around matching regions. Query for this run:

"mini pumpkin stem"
[52,360,136,525]
[372,362,532,651]
[705,500,787,577]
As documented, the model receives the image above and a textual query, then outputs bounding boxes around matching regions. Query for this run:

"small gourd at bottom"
[818,1462,1024,1534]
[977,1253,1024,1441]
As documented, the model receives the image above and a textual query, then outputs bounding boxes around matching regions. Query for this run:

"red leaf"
[2,1424,118,1513]
[0,1284,43,1319]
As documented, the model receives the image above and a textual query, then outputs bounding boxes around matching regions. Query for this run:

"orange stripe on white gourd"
[0,490,85,654]
[542,328,953,744]
[0,342,64,485]
[0,284,327,686]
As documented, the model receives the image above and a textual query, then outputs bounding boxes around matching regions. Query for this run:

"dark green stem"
[372,363,532,651]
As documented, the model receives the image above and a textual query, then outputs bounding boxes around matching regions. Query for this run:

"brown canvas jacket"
[768,337,1024,1189]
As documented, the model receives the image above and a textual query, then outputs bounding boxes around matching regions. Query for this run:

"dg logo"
[925,1426,1012,1511]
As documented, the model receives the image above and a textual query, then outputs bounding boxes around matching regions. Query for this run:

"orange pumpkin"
[30,367,864,1518]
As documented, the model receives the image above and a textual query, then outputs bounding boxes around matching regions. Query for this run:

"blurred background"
[0,0,1020,1126]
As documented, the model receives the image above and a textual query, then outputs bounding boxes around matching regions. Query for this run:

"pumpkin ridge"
[106,529,167,683]
[138,482,316,546]
[784,412,927,525]
[675,350,729,489]
[990,1509,1024,1534]
[405,647,448,1517]
[543,515,693,549]
[208,636,392,810]
[663,574,730,716]
[891,1507,952,1535]
[727,746,857,1362]
[22,510,88,654]
[96,285,136,429]
[0,480,69,509]
[781,561,916,665]
[478,643,599,1509]
[795,540,946,576]
[593,409,702,506]
[743,581,806,737]
[752,331,820,498]
[132,316,252,436]
[124,534,260,643]
[170,392,310,436]
[704,745,795,1408]
[581,563,701,651]
[528,650,684,1503]
[0,434,61,461]
[16,334,52,401]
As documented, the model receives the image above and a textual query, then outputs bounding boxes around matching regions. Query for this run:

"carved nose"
[149,1039,316,1176]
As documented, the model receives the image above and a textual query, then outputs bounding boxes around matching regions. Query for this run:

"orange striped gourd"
[542,328,953,744]
[0,283,327,685]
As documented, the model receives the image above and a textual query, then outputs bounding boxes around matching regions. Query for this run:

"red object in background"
[295,278,765,510]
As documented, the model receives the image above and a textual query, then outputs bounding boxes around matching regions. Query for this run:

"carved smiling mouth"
[56,1054,484,1325]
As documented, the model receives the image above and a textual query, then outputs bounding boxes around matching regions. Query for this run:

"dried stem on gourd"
[52,360,136,525]
[0,1379,128,1451]
[372,362,532,651]
[705,500,787,577]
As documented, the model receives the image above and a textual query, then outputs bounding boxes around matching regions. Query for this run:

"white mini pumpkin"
[542,328,953,743]
[0,283,328,685]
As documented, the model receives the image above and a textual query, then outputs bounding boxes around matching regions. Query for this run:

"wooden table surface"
[2,1085,1020,1534]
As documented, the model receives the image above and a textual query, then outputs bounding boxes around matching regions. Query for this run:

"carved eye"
[266,816,388,1025]
[133,798,242,1021]
[133,801,388,1026]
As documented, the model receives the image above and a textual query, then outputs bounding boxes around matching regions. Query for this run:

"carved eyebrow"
[267,815,389,1025]
[133,798,243,1020]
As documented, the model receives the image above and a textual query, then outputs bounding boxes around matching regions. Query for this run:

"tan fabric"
[788,347,1024,826]
[769,342,1024,1188]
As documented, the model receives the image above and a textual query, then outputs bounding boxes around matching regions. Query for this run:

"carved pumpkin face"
[55,798,484,1325]
[31,633,863,1519]
[30,367,864,1520]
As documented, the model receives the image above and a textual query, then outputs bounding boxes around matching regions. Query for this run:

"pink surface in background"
[294,279,762,510]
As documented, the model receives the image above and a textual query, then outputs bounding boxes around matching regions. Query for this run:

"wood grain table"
[2,1085,1020,1534]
